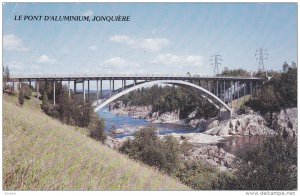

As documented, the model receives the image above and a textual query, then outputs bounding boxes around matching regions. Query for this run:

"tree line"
[118,85,218,119]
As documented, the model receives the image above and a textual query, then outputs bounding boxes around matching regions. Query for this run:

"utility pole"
[255,47,269,72]
[210,54,222,76]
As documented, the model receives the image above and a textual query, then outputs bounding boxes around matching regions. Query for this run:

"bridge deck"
[9,74,263,82]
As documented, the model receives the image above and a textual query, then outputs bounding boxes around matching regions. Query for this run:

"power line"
[210,54,222,75]
[255,47,269,72]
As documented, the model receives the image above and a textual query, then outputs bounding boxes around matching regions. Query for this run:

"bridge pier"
[219,108,232,120]
[223,80,226,102]
[88,80,90,101]
[100,80,103,98]
[74,81,77,95]
[96,80,99,105]
[112,80,115,91]
[83,80,86,104]
[250,81,253,98]
[53,82,56,106]
[243,81,246,101]
[216,80,219,98]
[109,80,112,96]
[68,80,70,100]
[36,81,39,97]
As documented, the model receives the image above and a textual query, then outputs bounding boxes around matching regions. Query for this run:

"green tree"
[18,90,25,106]
[41,92,50,112]
[3,66,10,91]
[119,126,182,175]
[233,136,297,190]
[88,115,106,143]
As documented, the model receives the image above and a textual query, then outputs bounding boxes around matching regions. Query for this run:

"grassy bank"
[3,94,190,190]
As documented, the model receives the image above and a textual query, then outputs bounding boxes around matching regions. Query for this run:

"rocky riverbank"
[185,145,236,172]
[111,104,152,119]
[272,107,297,137]
[203,114,276,136]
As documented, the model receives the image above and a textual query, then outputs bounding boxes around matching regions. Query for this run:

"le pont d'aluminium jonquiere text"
[14,15,131,22]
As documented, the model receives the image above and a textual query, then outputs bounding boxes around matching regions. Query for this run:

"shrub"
[175,160,235,190]
[18,90,25,106]
[41,92,50,112]
[21,84,32,100]
[88,115,106,143]
[119,126,182,175]
[233,136,297,190]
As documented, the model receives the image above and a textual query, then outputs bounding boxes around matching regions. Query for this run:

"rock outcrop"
[204,114,276,136]
[185,145,236,172]
[272,108,297,137]
[146,110,183,124]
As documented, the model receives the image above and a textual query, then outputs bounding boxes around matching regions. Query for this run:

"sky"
[3,3,297,81]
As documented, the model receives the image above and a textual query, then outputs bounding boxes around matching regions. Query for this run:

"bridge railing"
[9,73,260,79]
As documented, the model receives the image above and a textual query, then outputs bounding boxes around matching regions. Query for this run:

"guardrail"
[9,73,260,79]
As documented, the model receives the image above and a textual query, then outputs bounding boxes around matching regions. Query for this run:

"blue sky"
[3,3,297,78]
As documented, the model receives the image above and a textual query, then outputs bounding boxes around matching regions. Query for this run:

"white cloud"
[109,35,170,51]
[3,34,29,51]
[152,53,204,66]
[88,45,98,50]
[36,55,56,64]
[102,57,140,69]
[104,57,126,67]
[82,10,93,17]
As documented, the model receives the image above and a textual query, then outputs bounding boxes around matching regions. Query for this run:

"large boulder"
[206,119,220,130]
[204,114,276,136]
[272,108,297,137]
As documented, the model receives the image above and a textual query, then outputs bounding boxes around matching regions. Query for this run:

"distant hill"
[3,94,189,190]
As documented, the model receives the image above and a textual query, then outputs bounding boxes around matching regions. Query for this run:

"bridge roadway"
[10,73,261,82]
[9,74,263,119]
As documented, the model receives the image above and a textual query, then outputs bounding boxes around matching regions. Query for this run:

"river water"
[97,106,263,155]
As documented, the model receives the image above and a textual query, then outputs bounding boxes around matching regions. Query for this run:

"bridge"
[9,74,263,119]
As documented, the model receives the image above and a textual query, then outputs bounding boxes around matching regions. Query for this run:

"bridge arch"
[94,80,232,118]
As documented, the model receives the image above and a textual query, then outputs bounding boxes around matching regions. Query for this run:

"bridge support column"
[124,80,126,88]
[36,81,39,97]
[53,82,56,106]
[29,80,31,90]
[216,80,219,98]
[68,80,70,100]
[96,80,99,105]
[88,80,90,101]
[109,80,112,97]
[100,80,103,98]
[237,81,240,106]
[223,80,225,102]
[233,81,236,101]
[74,81,77,94]
[230,81,233,108]
[243,81,246,101]
[219,108,231,120]
[112,80,115,91]
[83,81,86,104]
[250,81,253,98]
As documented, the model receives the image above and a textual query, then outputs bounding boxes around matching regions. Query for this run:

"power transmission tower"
[210,54,222,75]
[255,47,269,72]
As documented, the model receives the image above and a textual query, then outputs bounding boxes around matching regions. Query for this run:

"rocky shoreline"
[106,103,297,172]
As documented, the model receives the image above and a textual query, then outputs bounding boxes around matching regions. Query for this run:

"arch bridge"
[9,74,263,119]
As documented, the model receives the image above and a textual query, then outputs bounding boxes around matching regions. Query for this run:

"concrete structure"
[9,74,263,119]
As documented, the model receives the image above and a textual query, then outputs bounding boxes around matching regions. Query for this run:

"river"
[97,106,263,155]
